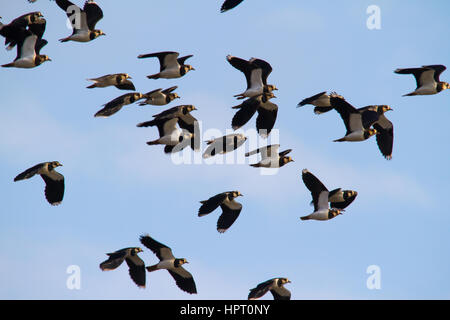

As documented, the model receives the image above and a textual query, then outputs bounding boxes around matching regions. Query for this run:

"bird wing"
[138,51,179,72]
[423,64,447,83]
[330,193,358,210]
[359,106,380,129]
[125,255,146,288]
[162,86,178,94]
[248,279,274,300]
[177,55,193,66]
[221,0,245,12]
[198,192,228,216]
[245,144,279,159]
[395,67,434,89]
[139,235,175,261]
[14,163,44,181]
[55,0,88,32]
[40,170,64,206]
[256,101,278,138]
[167,268,197,294]
[152,105,183,120]
[217,199,242,233]
[249,58,272,86]
[302,169,329,211]
[298,91,328,107]
[28,18,46,39]
[270,286,291,300]
[83,0,103,30]
[227,55,258,90]
[115,80,135,91]
[231,97,260,130]
[373,116,393,160]
[161,118,179,137]
[330,95,362,133]
[99,249,128,271]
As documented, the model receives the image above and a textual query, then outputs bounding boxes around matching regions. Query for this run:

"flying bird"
[139,86,180,106]
[329,93,377,142]
[0,18,50,68]
[202,134,247,159]
[87,73,135,90]
[232,92,278,138]
[139,235,197,294]
[300,169,344,221]
[198,191,243,233]
[221,0,245,12]
[14,161,64,206]
[395,65,449,96]
[99,247,146,288]
[248,278,291,300]
[94,92,144,117]
[297,91,334,114]
[138,51,194,79]
[227,55,277,99]
[137,105,199,152]
[55,0,105,43]
[245,144,293,168]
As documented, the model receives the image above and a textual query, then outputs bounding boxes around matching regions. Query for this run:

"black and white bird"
[0,18,50,68]
[55,0,105,43]
[300,169,344,221]
[395,65,449,96]
[357,105,394,160]
[138,51,194,79]
[221,0,245,12]
[137,105,199,152]
[139,86,180,106]
[198,191,243,233]
[327,189,358,210]
[14,161,64,206]
[0,12,45,50]
[245,144,293,168]
[329,93,378,142]
[297,91,334,114]
[227,55,277,99]
[202,134,247,159]
[139,235,197,294]
[248,278,291,300]
[87,73,135,90]
[232,92,278,138]
[94,92,144,118]
[99,247,146,288]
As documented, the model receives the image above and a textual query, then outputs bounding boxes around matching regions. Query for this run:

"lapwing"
[232,92,278,138]
[202,133,247,159]
[297,91,334,114]
[139,235,197,294]
[139,86,180,106]
[55,0,105,43]
[245,144,293,168]
[99,247,146,288]
[137,51,194,79]
[248,278,291,300]
[227,55,277,99]
[87,73,135,90]
[94,92,144,118]
[221,0,245,12]
[14,161,64,206]
[198,191,243,233]
[300,169,343,221]
[395,65,449,96]
[137,105,199,152]
[0,18,50,68]
[329,93,377,142]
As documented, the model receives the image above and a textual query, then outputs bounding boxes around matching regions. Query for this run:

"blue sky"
[0,0,449,299]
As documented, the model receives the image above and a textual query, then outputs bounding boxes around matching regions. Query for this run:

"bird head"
[93,30,106,38]
[184,64,195,72]
[439,82,450,91]
[381,105,393,113]
[171,93,180,100]
[283,156,294,165]
[50,161,63,169]
[232,191,243,198]
[266,84,278,92]
[37,55,51,65]
[186,105,197,112]
[366,128,377,137]
[133,247,143,254]
[344,190,358,199]
[280,278,291,285]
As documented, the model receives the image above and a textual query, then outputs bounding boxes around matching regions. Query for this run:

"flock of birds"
[2,0,449,300]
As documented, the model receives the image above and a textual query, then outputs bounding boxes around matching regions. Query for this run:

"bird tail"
[333,137,346,142]
[250,163,261,168]
[146,139,160,145]
[147,73,160,80]
[2,62,14,68]
[146,265,158,272]
[402,92,417,97]
[86,84,97,89]
[300,215,311,221]
[59,37,70,43]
